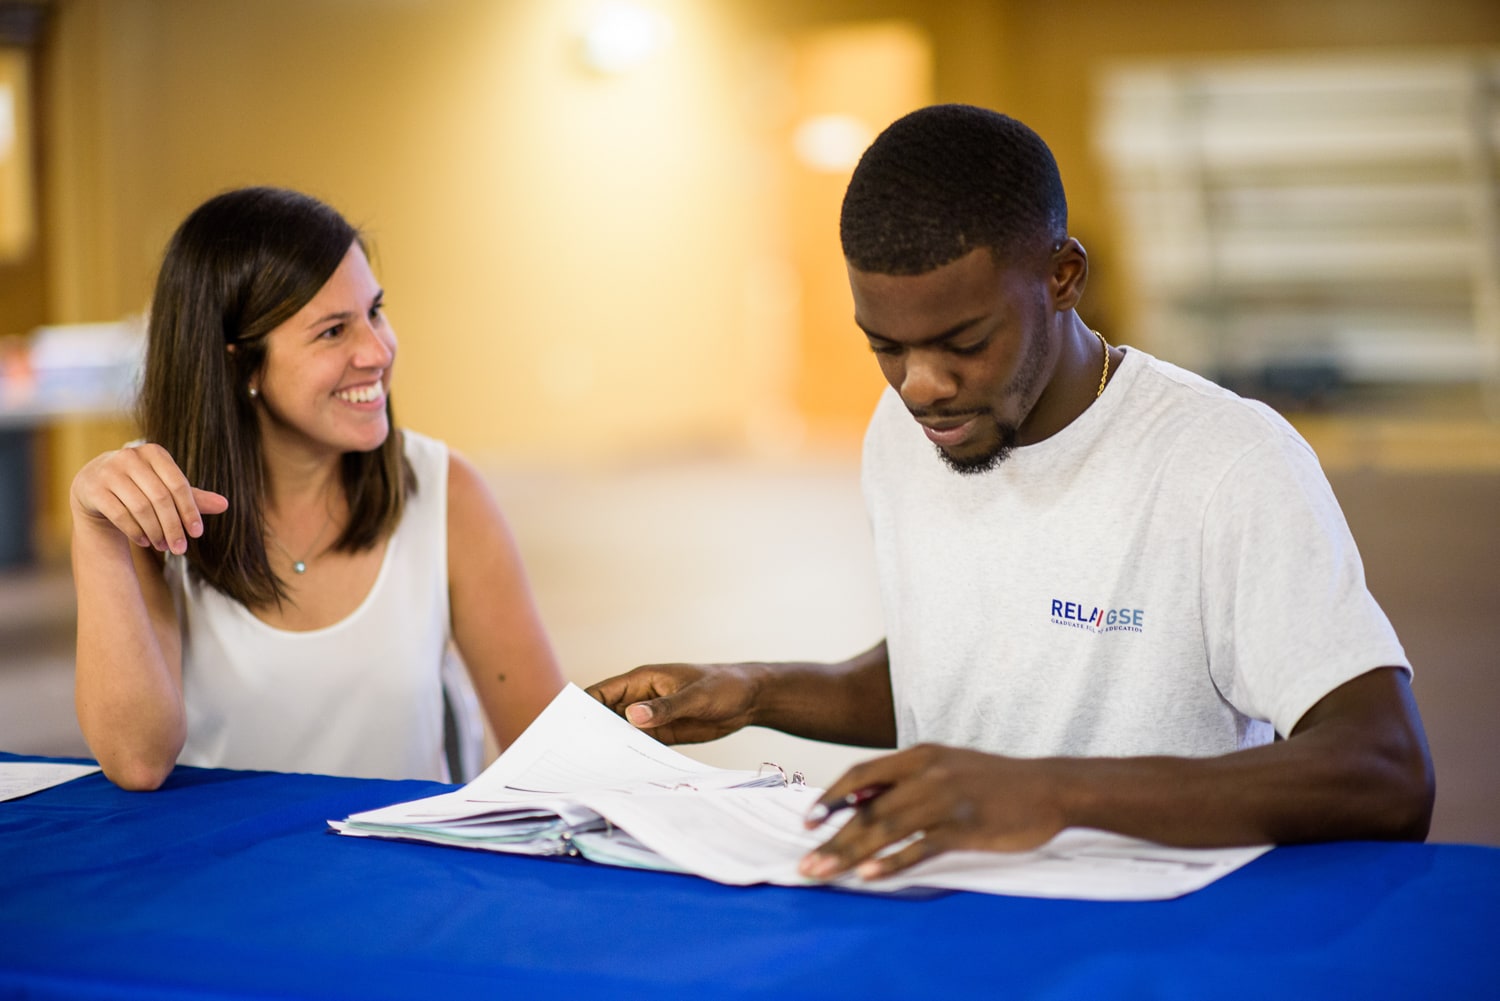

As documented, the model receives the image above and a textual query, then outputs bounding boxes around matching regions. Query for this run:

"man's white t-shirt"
[862,348,1408,759]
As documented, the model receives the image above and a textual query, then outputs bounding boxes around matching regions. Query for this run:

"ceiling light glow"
[577,2,674,75]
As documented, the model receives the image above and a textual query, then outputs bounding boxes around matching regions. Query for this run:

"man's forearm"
[799,668,1432,881]
[1057,668,1433,846]
[751,640,897,748]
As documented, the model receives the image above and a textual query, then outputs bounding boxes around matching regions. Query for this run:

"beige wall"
[28,0,1500,488]
[42,0,785,465]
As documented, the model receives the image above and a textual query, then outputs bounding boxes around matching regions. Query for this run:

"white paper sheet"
[570,784,1269,899]
[0,761,101,802]
[347,684,772,830]
[460,682,770,799]
[885,831,1271,901]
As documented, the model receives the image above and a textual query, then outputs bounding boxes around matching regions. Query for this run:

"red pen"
[805,783,891,826]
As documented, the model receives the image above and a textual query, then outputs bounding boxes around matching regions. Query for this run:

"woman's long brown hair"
[138,186,412,608]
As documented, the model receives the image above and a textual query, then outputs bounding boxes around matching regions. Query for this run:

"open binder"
[330,684,816,877]
[330,684,1270,900]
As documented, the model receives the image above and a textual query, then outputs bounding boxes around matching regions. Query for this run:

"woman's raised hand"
[70,443,229,555]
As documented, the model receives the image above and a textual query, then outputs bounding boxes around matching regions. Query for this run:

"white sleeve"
[1199,432,1408,736]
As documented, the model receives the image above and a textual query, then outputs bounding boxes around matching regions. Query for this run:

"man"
[588,104,1433,883]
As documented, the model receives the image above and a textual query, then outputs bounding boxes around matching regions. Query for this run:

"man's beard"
[936,419,1018,475]
[934,317,1052,476]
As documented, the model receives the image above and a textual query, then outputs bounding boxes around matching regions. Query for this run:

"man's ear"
[1050,237,1088,311]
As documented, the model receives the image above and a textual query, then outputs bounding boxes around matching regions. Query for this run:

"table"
[2,752,1496,1000]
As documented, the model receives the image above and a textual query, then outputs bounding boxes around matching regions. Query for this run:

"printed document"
[0,762,100,802]
[331,684,1269,900]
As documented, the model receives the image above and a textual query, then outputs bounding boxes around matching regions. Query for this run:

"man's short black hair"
[840,104,1068,276]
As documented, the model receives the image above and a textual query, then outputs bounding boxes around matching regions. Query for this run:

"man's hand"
[589,643,899,750]
[799,744,1068,881]
[586,663,764,745]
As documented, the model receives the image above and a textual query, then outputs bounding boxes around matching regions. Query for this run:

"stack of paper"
[330,685,1271,900]
[330,684,789,869]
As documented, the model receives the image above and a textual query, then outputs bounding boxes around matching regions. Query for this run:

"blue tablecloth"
[2,752,1497,1000]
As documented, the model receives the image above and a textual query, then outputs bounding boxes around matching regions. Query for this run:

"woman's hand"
[70,444,228,554]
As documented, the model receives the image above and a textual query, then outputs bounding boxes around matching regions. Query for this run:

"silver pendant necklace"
[267,505,335,575]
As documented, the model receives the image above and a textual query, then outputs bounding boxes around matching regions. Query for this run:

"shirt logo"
[1050,599,1145,634]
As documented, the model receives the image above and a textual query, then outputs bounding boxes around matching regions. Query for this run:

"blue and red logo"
[1050,599,1145,634]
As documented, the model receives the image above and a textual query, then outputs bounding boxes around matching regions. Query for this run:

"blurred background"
[0,0,1496,843]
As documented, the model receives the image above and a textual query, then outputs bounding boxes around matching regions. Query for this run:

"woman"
[70,187,565,790]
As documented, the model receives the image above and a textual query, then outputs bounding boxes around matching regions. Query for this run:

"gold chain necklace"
[266,505,335,575]
[1092,329,1111,398]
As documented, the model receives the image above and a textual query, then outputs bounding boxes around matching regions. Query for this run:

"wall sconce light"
[0,57,36,264]
[0,84,14,161]
[576,2,674,76]
[791,114,873,173]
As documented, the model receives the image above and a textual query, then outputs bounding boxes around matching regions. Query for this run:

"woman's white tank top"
[171,430,453,780]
